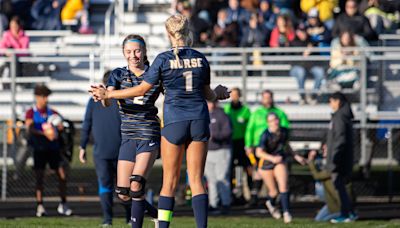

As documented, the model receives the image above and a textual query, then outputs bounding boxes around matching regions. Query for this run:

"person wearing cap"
[300,0,337,29]
[25,84,73,217]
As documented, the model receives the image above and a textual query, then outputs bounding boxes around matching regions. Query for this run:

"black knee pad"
[129,175,146,198]
[116,186,130,197]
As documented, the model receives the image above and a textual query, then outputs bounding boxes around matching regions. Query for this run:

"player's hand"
[79,147,87,164]
[273,155,283,164]
[308,150,317,162]
[89,84,107,101]
[214,85,230,100]
[294,154,306,165]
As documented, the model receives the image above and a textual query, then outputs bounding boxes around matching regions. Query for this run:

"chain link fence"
[1,122,399,203]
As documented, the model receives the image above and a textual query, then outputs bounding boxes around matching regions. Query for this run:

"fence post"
[89,51,95,85]
[387,127,393,203]
[1,124,8,201]
[359,51,368,168]
[241,49,247,104]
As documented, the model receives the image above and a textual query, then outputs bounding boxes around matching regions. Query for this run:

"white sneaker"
[265,200,281,219]
[36,204,47,217]
[151,218,159,228]
[57,203,73,216]
[283,212,292,224]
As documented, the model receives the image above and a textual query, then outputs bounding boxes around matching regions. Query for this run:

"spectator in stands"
[25,84,72,217]
[79,71,131,226]
[31,0,64,30]
[180,1,211,47]
[240,13,268,47]
[245,90,290,206]
[328,30,369,89]
[326,92,357,223]
[258,0,277,33]
[300,0,337,29]
[226,0,251,39]
[12,0,34,29]
[224,88,252,205]
[61,0,92,34]
[305,8,332,48]
[363,0,398,35]
[269,14,294,47]
[0,16,29,56]
[205,100,232,214]
[0,0,12,36]
[241,0,260,12]
[0,16,29,88]
[289,24,325,105]
[332,0,377,42]
[211,8,239,47]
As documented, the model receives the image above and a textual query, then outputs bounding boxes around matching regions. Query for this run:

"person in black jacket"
[332,0,377,42]
[327,92,356,223]
[205,100,232,214]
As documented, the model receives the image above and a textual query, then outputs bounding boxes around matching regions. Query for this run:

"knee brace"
[115,186,130,197]
[129,175,146,198]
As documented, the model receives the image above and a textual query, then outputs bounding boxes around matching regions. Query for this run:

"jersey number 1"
[183,71,193,92]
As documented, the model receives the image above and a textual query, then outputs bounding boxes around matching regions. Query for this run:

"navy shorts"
[118,138,160,162]
[258,155,286,170]
[33,149,62,170]
[162,120,210,145]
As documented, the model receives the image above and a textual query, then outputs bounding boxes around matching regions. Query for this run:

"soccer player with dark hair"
[95,34,160,227]
[256,112,306,224]
[90,14,229,228]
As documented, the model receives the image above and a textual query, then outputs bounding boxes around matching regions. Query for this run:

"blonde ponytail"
[165,14,190,61]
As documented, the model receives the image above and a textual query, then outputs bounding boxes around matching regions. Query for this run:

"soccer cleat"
[330,216,351,223]
[151,218,159,228]
[36,204,47,217]
[265,200,281,219]
[349,212,359,221]
[283,212,292,224]
[100,223,112,227]
[57,203,73,216]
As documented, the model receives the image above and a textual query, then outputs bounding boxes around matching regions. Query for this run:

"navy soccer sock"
[192,194,208,228]
[131,199,145,228]
[158,196,175,228]
[144,200,158,218]
[280,192,290,213]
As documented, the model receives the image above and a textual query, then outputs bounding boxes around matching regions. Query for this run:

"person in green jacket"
[307,149,354,222]
[244,89,290,206]
[224,88,252,204]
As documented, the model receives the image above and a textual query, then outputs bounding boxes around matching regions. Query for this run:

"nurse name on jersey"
[169,58,203,69]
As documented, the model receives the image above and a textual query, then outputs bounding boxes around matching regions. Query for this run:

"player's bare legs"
[158,136,185,228]
[160,137,185,197]
[186,140,208,228]
[130,151,159,227]
[259,169,281,219]
[274,163,291,223]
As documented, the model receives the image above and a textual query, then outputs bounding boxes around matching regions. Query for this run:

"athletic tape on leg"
[158,209,173,222]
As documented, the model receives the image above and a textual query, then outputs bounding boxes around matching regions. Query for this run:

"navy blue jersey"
[258,127,289,156]
[108,65,161,140]
[144,47,211,127]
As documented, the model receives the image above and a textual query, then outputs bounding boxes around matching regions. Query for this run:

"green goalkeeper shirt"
[224,103,251,140]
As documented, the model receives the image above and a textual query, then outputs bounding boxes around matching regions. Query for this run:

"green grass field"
[0,217,399,228]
